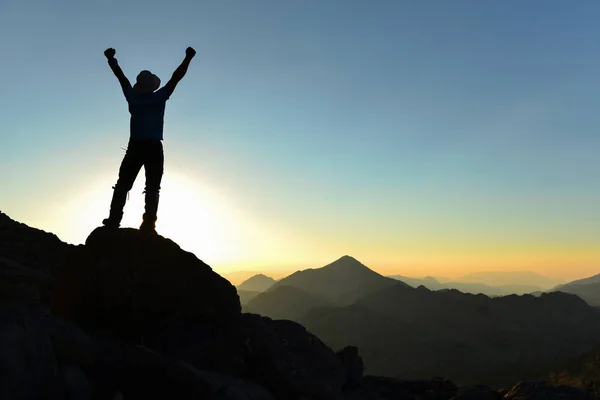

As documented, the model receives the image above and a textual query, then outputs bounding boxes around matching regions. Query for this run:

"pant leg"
[107,142,144,222]
[142,141,164,224]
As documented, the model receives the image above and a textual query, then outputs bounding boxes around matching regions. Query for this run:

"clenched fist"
[186,47,196,59]
[104,48,116,60]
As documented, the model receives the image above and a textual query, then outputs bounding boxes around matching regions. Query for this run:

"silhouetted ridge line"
[0,211,73,273]
[2,215,600,397]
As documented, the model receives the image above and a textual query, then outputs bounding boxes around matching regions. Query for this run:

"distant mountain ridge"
[237,273,276,292]
[456,271,564,290]
[246,254,600,386]
[555,274,600,287]
[248,255,402,308]
[551,274,600,307]
[389,275,543,296]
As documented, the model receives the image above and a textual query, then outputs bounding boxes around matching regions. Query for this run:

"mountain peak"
[259,255,402,306]
[242,273,273,281]
[324,255,371,272]
[237,273,276,292]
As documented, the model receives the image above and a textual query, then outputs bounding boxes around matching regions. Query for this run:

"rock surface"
[241,313,346,399]
[337,346,364,388]
[1,214,599,400]
[51,226,242,369]
[0,257,53,302]
[0,303,59,399]
[0,211,72,272]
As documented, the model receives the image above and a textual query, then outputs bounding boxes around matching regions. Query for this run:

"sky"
[2,0,600,281]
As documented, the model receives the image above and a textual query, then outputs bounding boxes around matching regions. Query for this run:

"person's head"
[133,70,161,94]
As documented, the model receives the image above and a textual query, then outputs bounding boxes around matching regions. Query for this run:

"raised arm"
[104,48,132,96]
[164,47,196,96]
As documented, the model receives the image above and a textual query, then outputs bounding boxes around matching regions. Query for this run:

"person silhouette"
[102,47,196,233]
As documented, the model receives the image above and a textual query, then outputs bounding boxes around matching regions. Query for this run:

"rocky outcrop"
[240,313,346,399]
[0,303,59,399]
[0,211,73,272]
[51,227,242,373]
[337,346,364,389]
[1,214,599,399]
[0,257,53,302]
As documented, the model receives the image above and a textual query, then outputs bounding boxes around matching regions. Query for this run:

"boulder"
[59,365,93,400]
[337,346,364,387]
[240,313,346,400]
[0,257,53,302]
[44,315,97,367]
[0,303,59,399]
[50,227,241,370]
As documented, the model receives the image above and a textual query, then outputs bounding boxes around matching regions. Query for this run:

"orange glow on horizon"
[7,166,597,284]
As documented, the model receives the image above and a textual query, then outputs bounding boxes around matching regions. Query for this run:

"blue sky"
[2,0,600,279]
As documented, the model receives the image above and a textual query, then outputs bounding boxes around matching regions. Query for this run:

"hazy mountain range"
[454,271,564,289]
[387,275,543,296]
[236,266,567,300]
[240,256,600,386]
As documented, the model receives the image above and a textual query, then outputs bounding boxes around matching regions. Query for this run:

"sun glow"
[58,169,256,266]
[145,172,243,264]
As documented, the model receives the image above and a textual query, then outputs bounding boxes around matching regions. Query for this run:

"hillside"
[236,289,261,305]
[551,344,600,395]
[552,282,600,307]
[552,274,600,307]
[249,259,600,387]
[557,274,600,287]
[245,285,331,320]
[298,284,600,386]
[244,256,600,386]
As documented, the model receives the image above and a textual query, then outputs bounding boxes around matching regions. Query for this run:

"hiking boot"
[102,218,120,229]
[139,220,157,234]
[103,186,127,229]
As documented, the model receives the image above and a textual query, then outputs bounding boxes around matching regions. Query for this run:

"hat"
[134,70,161,94]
